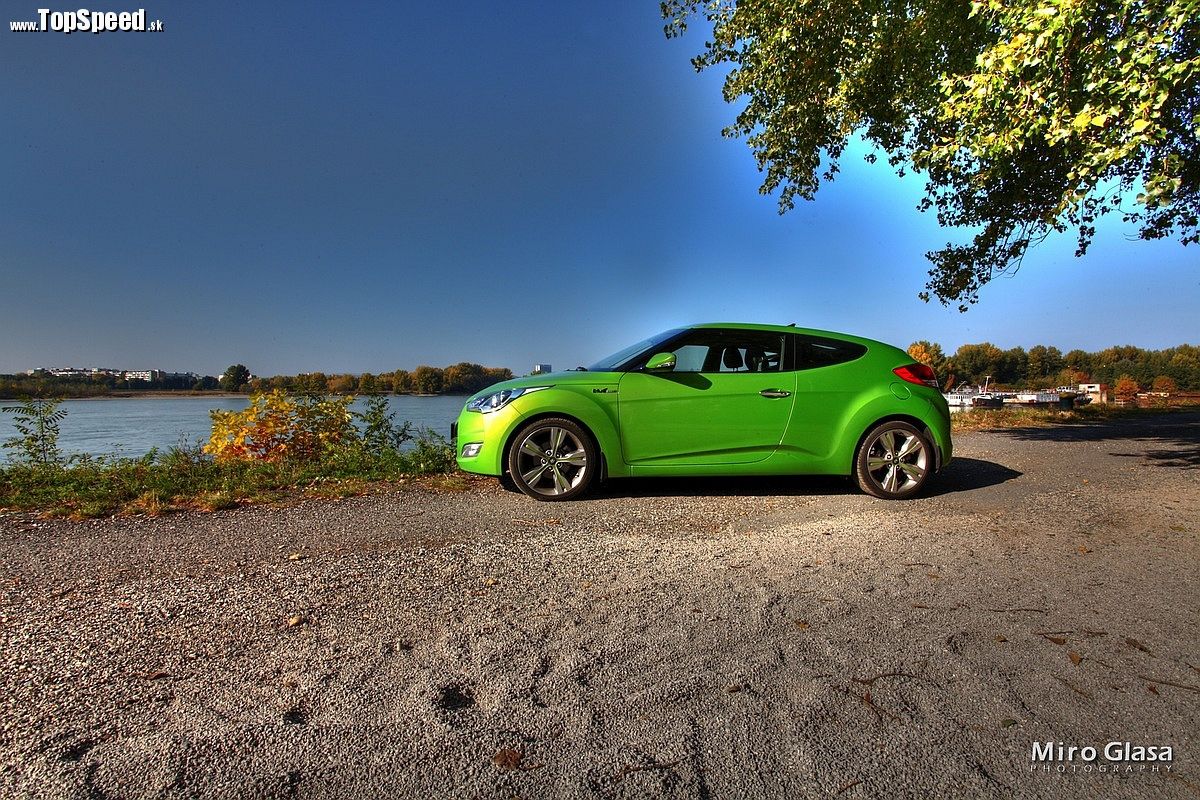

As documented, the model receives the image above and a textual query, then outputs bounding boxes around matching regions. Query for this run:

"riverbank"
[2,416,1196,797]
[4,407,1193,519]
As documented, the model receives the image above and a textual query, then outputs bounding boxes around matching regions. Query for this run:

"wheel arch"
[851,414,942,473]
[501,412,605,479]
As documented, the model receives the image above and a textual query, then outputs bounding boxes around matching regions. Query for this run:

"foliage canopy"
[663,0,1199,308]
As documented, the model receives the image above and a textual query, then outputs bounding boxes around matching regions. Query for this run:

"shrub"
[2,397,66,467]
[205,390,355,462]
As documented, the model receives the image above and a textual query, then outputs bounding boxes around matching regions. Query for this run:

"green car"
[453,323,951,501]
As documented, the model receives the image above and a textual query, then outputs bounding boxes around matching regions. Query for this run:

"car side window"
[667,331,785,373]
[793,334,867,369]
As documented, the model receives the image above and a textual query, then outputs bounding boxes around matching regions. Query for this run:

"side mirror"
[645,352,676,372]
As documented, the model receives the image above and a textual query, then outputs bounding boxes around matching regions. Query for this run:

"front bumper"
[453,403,522,476]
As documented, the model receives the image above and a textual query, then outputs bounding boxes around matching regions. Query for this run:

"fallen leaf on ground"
[287,615,306,627]
[995,635,1008,643]
[1125,637,1154,655]
[492,748,523,771]
[794,620,810,630]
[1077,546,1093,554]
[1043,635,1067,646]
[1001,718,1019,728]
[1069,651,1082,666]
[287,552,305,561]
[1148,684,1159,695]
[1136,675,1200,693]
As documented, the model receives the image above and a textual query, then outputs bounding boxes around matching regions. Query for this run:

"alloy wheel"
[513,425,589,498]
[863,427,928,496]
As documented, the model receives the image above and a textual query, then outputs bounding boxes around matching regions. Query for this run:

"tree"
[1064,349,1093,374]
[327,374,356,394]
[358,372,379,394]
[951,342,1005,384]
[1114,374,1141,400]
[294,372,328,397]
[411,366,443,395]
[663,0,1199,309]
[1152,375,1178,394]
[391,370,413,394]
[1055,367,1089,387]
[219,364,251,392]
[1027,345,1064,385]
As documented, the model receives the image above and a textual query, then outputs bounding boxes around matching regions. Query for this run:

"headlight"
[466,385,549,413]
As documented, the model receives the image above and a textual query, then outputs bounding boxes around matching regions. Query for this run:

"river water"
[0,395,468,462]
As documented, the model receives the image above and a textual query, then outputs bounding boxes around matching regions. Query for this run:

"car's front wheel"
[854,421,933,499]
[506,418,597,501]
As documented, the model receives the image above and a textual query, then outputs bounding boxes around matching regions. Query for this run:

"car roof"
[690,322,883,348]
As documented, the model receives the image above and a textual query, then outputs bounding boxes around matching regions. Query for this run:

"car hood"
[465,370,619,401]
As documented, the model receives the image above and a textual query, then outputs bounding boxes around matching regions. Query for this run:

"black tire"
[506,417,597,501]
[854,421,934,500]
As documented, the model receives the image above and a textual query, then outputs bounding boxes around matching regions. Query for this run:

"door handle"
[760,389,791,398]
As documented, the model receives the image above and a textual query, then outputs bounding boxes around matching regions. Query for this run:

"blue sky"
[1,1,1195,376]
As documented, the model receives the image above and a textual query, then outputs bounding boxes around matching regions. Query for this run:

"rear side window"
[793,334,867,370]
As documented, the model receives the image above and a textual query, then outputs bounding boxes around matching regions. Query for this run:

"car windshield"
[587,328,686,372]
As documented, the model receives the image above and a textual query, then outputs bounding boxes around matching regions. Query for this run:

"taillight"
[893,364,939,388]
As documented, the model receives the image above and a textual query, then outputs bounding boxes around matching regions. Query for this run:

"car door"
[616,329,796,465]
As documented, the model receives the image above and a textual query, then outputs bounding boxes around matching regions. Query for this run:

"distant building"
[532,363,552,375]
[40,367,122,378]
[1079,383,1109,404]
[21,367,200,384]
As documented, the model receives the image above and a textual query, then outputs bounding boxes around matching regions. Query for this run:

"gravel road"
[2,413,1197,799]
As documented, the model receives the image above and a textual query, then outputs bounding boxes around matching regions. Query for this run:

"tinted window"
[664,330,785,373]
[793,334,867,369]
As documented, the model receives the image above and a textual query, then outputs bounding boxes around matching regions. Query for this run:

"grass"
[0,435,456,520]
[950,402,1177,432]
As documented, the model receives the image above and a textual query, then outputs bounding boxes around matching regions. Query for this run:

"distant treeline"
[0,373,219,398]
[907,342,1200,391]
[246,364,514,396]
[0,362,514,399]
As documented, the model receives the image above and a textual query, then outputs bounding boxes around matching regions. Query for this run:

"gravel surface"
[1,413,1197,799]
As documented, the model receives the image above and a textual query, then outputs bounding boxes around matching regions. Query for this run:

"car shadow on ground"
[591,457,1021,500]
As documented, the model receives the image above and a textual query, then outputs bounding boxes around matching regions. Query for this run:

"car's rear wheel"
[507,418,596,501]
[854,421,933,499]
